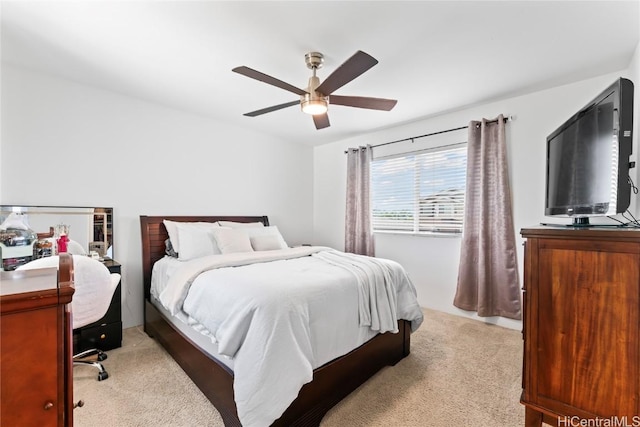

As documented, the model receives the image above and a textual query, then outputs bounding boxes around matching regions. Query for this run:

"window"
[371,143,467,234]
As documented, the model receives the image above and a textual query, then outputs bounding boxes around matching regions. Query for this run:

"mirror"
[0,205,113,270]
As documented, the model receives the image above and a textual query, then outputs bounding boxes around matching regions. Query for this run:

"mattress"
[149,253,383,371]
[149,294,234,370]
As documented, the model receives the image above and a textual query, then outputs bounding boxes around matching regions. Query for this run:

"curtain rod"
[344,115,512,153]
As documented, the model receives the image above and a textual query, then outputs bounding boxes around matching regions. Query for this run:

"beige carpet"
[74,308,524,427]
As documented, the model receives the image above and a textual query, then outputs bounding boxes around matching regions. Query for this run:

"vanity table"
[0,205,123,352]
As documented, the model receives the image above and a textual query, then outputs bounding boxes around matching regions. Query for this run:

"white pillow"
[246,226,288,250]
[250,235,285,251]
[163,220,219,254]
[210,228,254,254]
[176,224,221,261]
[217,220,265,229]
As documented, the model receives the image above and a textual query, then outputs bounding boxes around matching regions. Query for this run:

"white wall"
[3,43,638,331]
[1,65,314,328]
[314,58,639,330]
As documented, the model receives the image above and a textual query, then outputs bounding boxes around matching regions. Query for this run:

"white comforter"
[157,246,423,427]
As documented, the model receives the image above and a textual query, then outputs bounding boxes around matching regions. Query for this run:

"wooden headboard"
[139,215,269,300]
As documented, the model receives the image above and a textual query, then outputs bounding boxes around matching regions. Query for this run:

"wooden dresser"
[521,227,640,426]
[0,254,75,426]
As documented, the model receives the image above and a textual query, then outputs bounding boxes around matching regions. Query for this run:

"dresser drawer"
[74,321,122,352]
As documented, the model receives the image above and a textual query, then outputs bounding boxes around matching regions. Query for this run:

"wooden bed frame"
[140,215,411,427]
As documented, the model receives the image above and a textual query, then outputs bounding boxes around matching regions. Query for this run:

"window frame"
[370,142,467,237]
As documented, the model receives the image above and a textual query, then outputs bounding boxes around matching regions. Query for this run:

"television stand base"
[540,222,624,229]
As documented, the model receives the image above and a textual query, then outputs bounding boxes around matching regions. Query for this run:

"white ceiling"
[1,1,639,146]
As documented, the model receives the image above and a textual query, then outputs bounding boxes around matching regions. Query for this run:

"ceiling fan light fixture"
[301,76,328,115]
[301,98,328,115]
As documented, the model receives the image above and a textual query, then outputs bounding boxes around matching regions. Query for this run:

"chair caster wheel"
[97,371,109,381]
[97,352,107,361]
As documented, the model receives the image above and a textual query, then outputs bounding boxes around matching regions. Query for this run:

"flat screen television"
[545,77,635,226]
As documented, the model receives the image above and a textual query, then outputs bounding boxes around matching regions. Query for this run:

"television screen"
[545,78,634,225]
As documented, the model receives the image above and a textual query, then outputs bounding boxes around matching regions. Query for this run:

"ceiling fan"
[232,51,397,130]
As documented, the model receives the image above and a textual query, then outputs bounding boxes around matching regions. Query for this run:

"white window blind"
[371,142,467,234]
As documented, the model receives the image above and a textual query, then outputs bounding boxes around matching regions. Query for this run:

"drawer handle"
[44,401,54,410]
[100,334,106,339]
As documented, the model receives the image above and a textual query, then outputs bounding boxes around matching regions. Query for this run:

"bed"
[140,215,422,427]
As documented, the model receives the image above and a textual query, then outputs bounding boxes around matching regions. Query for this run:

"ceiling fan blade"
[330,95,397,111]
[315,51,378,95]
[313,113,330,129]
[232,66,308,96]
[244,100,299,117]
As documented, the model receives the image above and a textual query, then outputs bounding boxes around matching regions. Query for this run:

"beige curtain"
[454,115,521,320]
[345,145,375,256]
